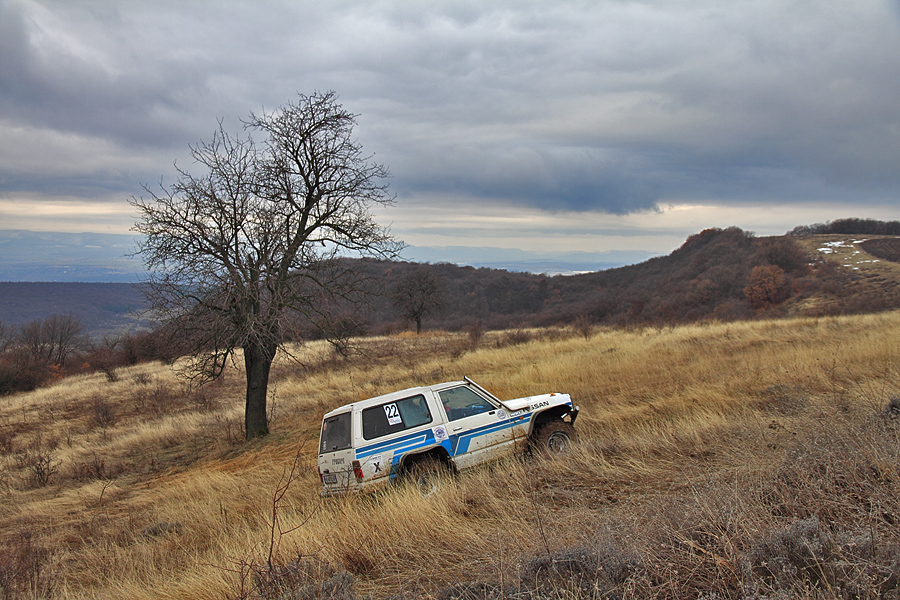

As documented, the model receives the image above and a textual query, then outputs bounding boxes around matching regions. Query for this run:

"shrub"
[15,447,59,488]
[239,557,357,600]
[744,265,787,309]
[744,518,900,598]
[572,314,594,339]
[91,396,116,429]
[0,350,50,395]
[520,541,643,597]
[884,397,900,419]
[745,517,832,590]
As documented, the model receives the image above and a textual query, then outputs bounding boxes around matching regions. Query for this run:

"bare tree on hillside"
[132,91,401,439]
[19,314,84,366]
[0,320,11,353]
[393,267,444,334]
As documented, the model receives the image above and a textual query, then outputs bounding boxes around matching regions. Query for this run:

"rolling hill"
[2,228,900,339]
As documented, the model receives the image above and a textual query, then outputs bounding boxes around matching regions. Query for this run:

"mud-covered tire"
[532,420,576,455]
[405,457,449,497]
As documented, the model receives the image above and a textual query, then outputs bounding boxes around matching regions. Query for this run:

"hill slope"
[356,228,900,332]
[3,229,900,338]
[0,314,898,598]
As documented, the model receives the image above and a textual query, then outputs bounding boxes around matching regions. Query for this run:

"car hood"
[501,393,571,412]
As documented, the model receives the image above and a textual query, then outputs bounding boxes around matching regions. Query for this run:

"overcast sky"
[2,0,900,262]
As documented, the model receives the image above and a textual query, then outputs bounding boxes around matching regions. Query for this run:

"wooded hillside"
[347,227,900,334]
[3,227,900,341]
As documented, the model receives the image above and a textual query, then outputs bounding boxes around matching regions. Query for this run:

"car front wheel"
[533,420,576,455]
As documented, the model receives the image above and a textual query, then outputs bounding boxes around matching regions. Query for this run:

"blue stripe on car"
[451,415,531,454]
[355,401,574,469]
[356,430,432,459]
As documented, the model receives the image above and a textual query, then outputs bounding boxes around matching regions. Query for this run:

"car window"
[320,412,351,453]
[438,386,496,421]
[362,394,433,440]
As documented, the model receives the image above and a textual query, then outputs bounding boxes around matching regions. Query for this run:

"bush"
[744,265,787,309]
[0,350,50,395]
[520,541,643,597]
[746,518,831,590]
[744,518,900,598]
[243,557,357,600]
[885,397,900,419]
[15,447,59,488]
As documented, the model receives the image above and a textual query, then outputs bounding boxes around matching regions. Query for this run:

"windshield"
[439,386,496,421]
[320,412,351,454]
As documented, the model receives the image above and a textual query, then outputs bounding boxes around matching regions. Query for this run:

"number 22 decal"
[384,403,402,425]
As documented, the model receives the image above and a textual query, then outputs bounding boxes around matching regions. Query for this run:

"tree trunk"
[244,341,276,440]
[415,316,422,335]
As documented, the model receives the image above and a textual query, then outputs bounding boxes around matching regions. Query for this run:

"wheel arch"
[397,445,454,474]
[528,405,578,439]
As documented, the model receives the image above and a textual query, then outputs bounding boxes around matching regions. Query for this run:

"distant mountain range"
[401,245,657,275]
[0,228,657,338]
[0,229,656,282]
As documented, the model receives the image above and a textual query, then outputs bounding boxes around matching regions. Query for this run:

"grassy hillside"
[791,234,900,315]
[1,315,899,599]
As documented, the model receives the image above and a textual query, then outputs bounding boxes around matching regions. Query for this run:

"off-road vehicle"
[317,377,579,495]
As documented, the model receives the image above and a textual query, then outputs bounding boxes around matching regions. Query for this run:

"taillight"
[318,467,324,483]
[352,460,364,481]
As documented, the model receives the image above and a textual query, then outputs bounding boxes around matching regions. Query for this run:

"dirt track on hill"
[860,238,900,263]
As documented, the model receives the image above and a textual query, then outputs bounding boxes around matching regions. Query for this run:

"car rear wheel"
[406,457,449,497]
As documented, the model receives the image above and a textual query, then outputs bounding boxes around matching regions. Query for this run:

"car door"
[438,385,517,470]
[318,411,357,493]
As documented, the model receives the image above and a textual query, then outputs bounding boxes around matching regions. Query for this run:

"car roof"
[321,380,469,419]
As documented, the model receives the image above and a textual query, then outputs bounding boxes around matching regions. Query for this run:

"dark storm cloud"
[337,1,900,211]
[1,0,900,215]
[0,2,202,147]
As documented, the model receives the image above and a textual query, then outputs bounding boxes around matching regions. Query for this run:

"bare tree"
[392,267,444,334]
[18,314,84,366]
[131,91,401,439]
[0,320,12,353]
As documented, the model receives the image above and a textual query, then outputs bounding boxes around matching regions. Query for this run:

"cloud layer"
[1,0,899,239]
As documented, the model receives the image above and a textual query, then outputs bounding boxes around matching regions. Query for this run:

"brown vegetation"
[792,234,900,316]
[0,316,178,395]
[345,228,900,334]
[0,313,899,598]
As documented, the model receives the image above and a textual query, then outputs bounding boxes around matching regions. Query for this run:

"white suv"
[317,377,579,495]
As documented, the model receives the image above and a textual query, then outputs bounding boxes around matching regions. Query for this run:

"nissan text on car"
[318,377,579,495]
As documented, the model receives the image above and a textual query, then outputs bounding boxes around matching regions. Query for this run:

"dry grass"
[793,234,900,274]
[1,314,900,599]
